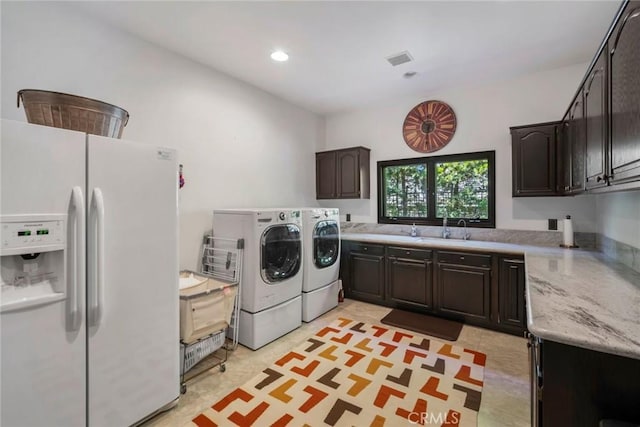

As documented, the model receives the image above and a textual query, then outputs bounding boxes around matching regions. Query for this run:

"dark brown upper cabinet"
[316,147,370,199]
[569,91,586,194]
[315,151,337,198]
[585,50,609,189]
[557,119,572,194]
[513,0,640,196]
[609,0,640,186]
[511,122,560,196]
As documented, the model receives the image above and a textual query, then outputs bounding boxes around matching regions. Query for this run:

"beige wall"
[596,192,640,248]
[320,63,598,233]
[1,2,323,270]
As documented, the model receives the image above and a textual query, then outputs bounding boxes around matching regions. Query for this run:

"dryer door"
[261,224,302,284]
[313,220,339,269]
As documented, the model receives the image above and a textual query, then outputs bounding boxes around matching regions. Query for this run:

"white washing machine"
[212,209,303,350]
[301,208,341,322]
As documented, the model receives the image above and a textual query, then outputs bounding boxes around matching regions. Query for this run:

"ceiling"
[71,1,621,115]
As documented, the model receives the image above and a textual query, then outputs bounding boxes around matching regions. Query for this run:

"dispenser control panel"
[2,217,64,252]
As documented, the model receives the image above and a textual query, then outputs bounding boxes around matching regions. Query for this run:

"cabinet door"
[609,1,640,185]
[316,151,336,199]
[337,149,360,198]
[437,263,491,322]
[541,340,640,427]
[511,123,558,196]
[569,92,586,194]
[557,120,572,194]
[585,50,608,189]
[387,253,433,309]
[498,258,526,331]
[348,248,385,303]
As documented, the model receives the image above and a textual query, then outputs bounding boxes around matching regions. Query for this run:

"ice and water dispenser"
[1,215,66,313]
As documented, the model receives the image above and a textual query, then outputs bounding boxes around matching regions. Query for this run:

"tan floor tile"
[142,299,529,426]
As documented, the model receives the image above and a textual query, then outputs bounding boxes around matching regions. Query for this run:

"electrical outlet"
[548,218,558,231]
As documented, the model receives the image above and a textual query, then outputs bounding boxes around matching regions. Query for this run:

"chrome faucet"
[410,223,418,237]
[457,219,471,240]
[442,216,451,239]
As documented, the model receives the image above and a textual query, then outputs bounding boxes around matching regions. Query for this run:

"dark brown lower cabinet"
[436,261,491,324]
[498,257,526,331]
[345,243,385,304]
[534,338,640,427]
[386,247,433,309]
[340,240,527,336]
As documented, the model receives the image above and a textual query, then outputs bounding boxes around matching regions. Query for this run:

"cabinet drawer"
[437,251,492,267]
[349,242,384,256]
[387,246,433,260]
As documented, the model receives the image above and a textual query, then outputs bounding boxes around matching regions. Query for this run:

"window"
[378,151,495,227]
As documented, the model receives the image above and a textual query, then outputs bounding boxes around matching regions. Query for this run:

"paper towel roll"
[563,215,574,247]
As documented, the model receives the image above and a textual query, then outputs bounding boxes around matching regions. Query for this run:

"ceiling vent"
[386,51,413,67]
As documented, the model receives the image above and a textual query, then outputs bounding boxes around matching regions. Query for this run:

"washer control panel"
[285,210,301,225]
[256,210,302,227]
[274,210,301,225]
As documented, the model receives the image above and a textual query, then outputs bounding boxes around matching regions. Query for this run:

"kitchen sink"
[415,236,470,243]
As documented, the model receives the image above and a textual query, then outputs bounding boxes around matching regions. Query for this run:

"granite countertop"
[341,232,640,360]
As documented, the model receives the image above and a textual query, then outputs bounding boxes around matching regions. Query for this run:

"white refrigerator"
[0,119,179,426]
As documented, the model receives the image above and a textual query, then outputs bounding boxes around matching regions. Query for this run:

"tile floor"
[143,299,530,426]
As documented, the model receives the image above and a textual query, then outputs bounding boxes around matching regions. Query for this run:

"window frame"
[377,150,496,228]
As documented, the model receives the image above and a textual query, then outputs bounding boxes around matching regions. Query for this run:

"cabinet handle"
[406,251,411,255]
[363,247,368,251]
[460,256,465,261]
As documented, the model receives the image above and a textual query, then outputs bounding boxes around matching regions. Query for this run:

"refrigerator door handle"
[69,186,85,331]
[89,187,105,327]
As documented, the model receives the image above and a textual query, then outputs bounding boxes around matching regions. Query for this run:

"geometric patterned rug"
[190,317,486,427]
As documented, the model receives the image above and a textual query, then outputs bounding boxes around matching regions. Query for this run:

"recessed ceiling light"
[270,50,289,62]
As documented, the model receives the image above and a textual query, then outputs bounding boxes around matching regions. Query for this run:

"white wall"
[596,191,640,248]
[1,2,322,270]
[321,63,598,233]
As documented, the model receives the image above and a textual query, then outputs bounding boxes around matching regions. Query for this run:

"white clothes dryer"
[301,208,340,322]
[213,209,303,349]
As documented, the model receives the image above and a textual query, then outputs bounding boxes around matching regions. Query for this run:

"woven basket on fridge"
[17,89,129,138]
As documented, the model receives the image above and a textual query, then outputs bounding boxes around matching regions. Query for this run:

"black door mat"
[381,309,463,341]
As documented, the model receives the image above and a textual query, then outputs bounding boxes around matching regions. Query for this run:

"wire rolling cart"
[178,236,243,394]
[201,235,243,351]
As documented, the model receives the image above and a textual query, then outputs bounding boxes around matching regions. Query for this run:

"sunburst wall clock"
[402,100,457,153]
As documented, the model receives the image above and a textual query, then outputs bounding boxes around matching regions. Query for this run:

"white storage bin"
[180,330,226,374]
[179,271,237,344]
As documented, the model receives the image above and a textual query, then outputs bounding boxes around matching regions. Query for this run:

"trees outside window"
[378,151,495,227]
